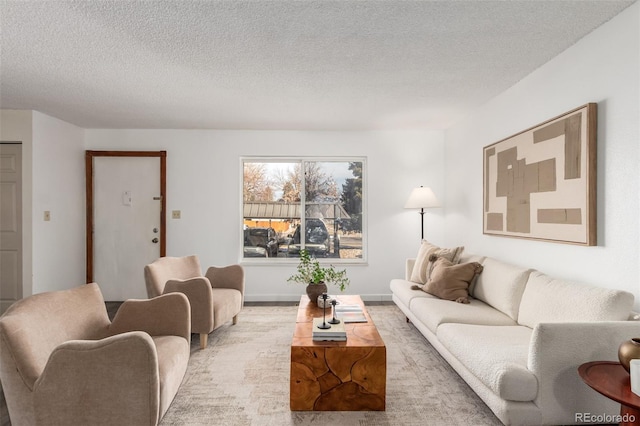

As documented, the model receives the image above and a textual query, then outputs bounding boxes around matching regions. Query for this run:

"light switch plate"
[122,190,132,206]
[44,211,50,221]
[172,210,181,219]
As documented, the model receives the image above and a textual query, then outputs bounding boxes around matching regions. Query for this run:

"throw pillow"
[409,240,464,284]
[412,257,483,303]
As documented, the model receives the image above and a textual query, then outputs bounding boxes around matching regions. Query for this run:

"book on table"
[312,317,347,341]
[335,304,367,323]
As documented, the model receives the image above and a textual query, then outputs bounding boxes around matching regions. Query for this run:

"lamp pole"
[404,186,440,240]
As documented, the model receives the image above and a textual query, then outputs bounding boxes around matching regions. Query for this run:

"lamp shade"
[404,186,441,209]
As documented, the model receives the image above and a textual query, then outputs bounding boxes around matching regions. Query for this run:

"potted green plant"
[287,249,349,304]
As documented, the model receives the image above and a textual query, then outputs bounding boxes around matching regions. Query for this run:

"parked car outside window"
[243,227,279,257]
[288,218,332,257]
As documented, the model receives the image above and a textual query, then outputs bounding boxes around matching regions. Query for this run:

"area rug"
[160,304,501,426]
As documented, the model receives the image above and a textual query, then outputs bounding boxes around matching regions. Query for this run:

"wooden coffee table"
[290,295,386,411]
[578,361,640,426]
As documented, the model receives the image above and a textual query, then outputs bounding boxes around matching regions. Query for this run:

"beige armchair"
[0,283,190,426]
[144,255,244,349]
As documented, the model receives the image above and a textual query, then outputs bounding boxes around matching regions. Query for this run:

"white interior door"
[0,143,22,314]
[93,156,162,301]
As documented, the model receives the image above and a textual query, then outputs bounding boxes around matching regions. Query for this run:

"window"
[242,158,365,262]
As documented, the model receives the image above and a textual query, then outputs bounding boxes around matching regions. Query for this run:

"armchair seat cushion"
[212,288,242,330]
[153,335,190,417]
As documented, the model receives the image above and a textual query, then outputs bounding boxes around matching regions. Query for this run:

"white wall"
[444,3,640,310]
[84,129,444,301]
[31,111,85,293]
[0,110,34,297]
[1,110,85,296]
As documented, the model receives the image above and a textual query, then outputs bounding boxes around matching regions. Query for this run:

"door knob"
[152,238,159,244]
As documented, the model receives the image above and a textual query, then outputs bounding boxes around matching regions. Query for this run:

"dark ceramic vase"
[618,338,640,373]
[306,283,328,305]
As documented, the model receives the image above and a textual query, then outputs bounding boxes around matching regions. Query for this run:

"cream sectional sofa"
[390,252,639,426]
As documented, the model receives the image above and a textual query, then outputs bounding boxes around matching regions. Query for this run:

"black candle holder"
[316,293,331,329]
[328,298,341,324]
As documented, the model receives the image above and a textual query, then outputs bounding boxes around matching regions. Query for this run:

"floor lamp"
[404,186,441,240]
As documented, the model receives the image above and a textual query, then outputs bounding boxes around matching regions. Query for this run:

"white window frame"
[240,156,367,264]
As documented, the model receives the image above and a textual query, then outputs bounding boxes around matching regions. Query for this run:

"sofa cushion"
[457,253,486,294]
[414,257,483,303]
[409,240,464,284]
[437,323,537,402]
[390,278,435,309]
[411,296,517,334]
[457,253,486,264]
[472,257,531,321]
[518,271,635,328]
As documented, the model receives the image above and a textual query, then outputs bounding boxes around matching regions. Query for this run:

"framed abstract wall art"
[483,103,597,245]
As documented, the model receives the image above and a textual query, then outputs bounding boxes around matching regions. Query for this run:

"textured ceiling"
[0,1,635,130]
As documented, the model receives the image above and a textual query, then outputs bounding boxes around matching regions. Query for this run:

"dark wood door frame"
[85,150,167,283]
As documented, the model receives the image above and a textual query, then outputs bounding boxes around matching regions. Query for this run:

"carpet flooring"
[159,304,502,426]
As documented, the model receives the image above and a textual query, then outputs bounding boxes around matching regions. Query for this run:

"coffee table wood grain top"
[292,294,385,348]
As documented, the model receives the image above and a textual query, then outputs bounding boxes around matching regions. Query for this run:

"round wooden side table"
[578,361,640,426]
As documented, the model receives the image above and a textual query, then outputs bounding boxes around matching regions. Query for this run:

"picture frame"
[483,103,597,245]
